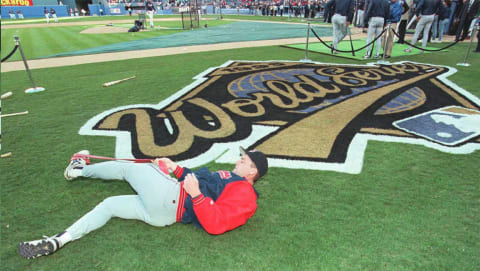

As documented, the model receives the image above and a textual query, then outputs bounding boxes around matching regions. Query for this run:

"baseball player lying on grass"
[18,147,268,259]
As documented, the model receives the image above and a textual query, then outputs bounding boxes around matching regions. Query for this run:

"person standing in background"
[363,0,390,58]
[146,0,157,28]
[328,0,355,54]
[356,0,367,31]
[383,0,403,57]
[403,0,442,53]
[44,7,50,23]
[127,3,133,16]
[50,8,58,22]
[9,10,16,19]
[433,0,452,42]
[456,0,480,40]
[475,18,480,51]
[396,0,412,43]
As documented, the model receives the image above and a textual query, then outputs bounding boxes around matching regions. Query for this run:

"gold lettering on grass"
[98,63,449,158]
[223,75,341,117]
[223,63,441,119]
[99,98,235,157]
[256,68,445,158]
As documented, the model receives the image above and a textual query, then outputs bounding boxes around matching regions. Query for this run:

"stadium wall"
[1,5,68,18]
[32,0,58,5]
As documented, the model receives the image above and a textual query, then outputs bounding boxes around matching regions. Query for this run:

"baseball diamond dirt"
[1,18,358,72]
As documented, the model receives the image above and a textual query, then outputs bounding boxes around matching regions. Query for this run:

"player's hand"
[346,21,350,27]
[183,173,202,198]
[152,158,177,171]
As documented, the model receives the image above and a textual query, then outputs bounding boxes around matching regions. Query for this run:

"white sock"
[71,166,85,178]
[56,231,72,247]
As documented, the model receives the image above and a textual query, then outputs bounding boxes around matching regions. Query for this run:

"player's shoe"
[64,150,90,180]
[18,235,63,259]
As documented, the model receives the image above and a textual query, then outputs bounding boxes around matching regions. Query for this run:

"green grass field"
[1,16,479,271]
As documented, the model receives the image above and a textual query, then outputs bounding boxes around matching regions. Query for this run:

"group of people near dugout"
[328,0,479,58]
[8,10,24,19]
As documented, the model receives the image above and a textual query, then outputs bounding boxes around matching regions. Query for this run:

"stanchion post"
[348,27,355,56]
[301,22,312,62]
[457,27,477,67]
[219,0,223,19]
[14,36,45,93]
[15,36,35,89]
[378,23,391,64]
[288,0,291,21]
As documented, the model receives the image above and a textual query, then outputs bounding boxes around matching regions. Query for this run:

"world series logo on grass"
[79,61,480,174]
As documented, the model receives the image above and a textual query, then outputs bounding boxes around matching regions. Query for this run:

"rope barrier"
[391,29,460,52]
[310,26,387,53]
[1,45,19,63]
[308,25,460,57]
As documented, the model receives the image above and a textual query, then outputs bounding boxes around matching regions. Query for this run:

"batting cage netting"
[180,1,200,30]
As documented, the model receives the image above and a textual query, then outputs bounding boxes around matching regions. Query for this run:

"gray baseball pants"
[408,14,435,50]
[66,162,181,240]
[365,17,385,56]
[332,14,348,50]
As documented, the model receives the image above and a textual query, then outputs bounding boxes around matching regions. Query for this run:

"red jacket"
[174,166,258,235]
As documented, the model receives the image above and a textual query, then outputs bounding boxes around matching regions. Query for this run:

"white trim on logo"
[79,60,480,174]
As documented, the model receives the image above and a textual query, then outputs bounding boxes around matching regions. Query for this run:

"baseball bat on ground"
[1,152,12,158]
[1,111,28,118]
[103,76,136,87]
[1,92,13,99]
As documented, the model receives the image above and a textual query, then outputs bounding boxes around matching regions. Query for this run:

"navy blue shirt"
[415,0,441,16]
[365,0,390,22]
[438,2,451,20]
[179,167,259,230]
[146,1,156,11]
[357,0,367,10]
[328,0,355,22]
